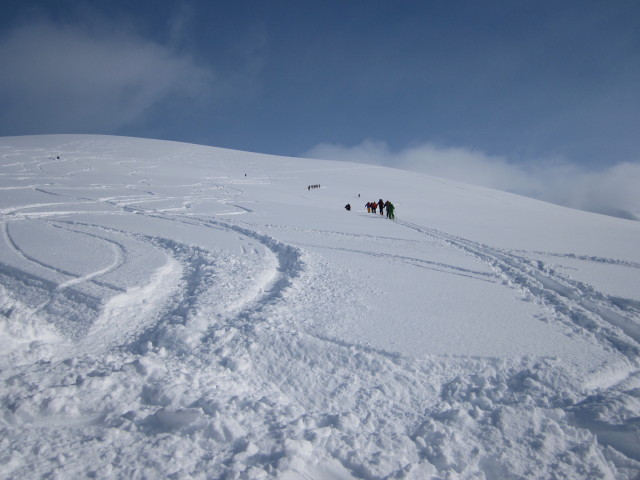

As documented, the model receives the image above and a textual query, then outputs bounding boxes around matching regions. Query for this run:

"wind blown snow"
[1,135,639,479]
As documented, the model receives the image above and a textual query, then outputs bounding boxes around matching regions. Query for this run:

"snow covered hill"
[1,134,639,479]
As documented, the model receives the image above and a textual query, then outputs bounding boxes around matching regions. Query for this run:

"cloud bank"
[0,18,214,134]
[305,140,640,221]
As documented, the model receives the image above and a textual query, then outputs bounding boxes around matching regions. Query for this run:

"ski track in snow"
[1,137,639,479]
[397,220,640,359]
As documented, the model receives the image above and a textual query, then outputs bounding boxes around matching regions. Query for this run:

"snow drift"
[1,135,639,479]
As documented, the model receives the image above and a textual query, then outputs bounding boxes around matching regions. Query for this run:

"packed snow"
[1,135,639,479]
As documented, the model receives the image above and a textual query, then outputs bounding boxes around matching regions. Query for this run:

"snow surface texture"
[1,135,640,479]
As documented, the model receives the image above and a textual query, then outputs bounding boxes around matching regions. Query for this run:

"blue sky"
[1,1,639,217]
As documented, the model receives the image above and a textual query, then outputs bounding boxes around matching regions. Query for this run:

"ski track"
[391,219,640,473]
[51,224,126,291]
[397,219,640,359]
[1,139,640,479]
[1,219,125,342]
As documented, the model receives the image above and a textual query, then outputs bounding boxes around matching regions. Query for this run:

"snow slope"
[1,135,639,479]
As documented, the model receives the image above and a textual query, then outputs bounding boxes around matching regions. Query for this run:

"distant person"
[371,201,377,214]
[366,202,371,213]
[378,198,385,215]
[345,204,351,211]
[386,201,395,219]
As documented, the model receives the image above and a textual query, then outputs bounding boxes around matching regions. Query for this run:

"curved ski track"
[396,219,640,360]
[1,214,305,358]
[392,219,640,469]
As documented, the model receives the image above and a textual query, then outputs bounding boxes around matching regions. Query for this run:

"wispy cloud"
[305,140,640,220]
[0,17,214,134]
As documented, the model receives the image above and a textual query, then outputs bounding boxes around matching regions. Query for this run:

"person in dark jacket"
[378,199,385,215]
[385,201,395,219]
[345,204,351,211]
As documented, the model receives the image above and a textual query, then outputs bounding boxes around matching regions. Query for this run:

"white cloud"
[305,140,640,220]
[0,18,214,134]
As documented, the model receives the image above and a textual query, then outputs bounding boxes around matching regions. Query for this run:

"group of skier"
[366,199,395,219]
[307,184,321,190]
[344,198,395,219]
